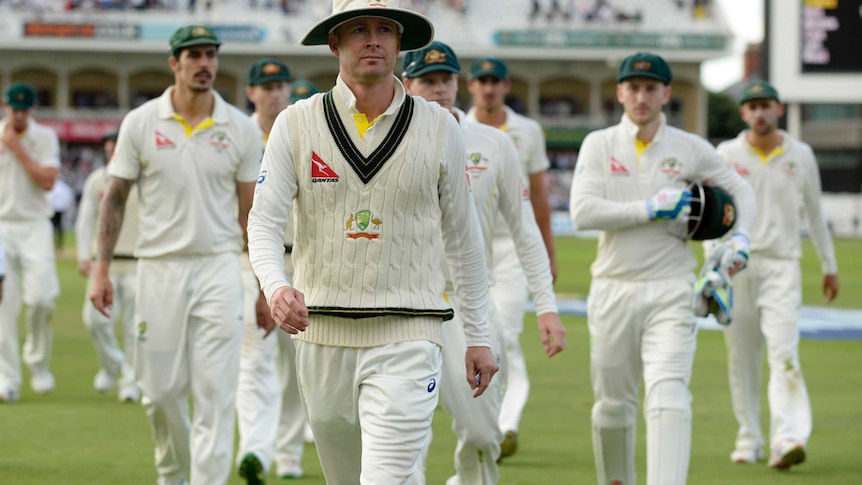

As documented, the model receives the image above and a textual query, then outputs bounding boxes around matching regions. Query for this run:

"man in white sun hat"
[248,1,498,483]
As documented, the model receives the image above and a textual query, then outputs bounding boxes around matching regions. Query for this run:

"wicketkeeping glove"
[646,188,693,222]
[694,248,734,325]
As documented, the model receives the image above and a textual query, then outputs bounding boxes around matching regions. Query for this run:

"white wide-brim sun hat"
[301,0,434,52]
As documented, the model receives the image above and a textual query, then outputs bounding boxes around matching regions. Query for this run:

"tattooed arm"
[89,176,134,316]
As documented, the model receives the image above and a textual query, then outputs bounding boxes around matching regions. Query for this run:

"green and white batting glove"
[646,188,693,222]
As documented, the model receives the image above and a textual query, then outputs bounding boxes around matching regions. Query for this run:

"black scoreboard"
[801,0,862,73]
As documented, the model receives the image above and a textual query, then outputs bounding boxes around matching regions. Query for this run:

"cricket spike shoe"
[768,441,806,470]
[239,453,266,484]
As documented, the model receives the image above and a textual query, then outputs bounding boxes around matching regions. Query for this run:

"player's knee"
[592,399,637,429]
[644,379,690,416]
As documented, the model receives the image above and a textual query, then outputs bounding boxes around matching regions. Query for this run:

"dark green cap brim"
[300,8,434,51]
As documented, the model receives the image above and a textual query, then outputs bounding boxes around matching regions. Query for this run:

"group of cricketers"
[0,0,841,484]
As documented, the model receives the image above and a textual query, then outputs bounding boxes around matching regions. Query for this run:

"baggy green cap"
[739,80,780,105]
[402,41,461,78]
[3,83,37,110]
[248,58,292,86]
[469,57,508,80]
[617,52,672,85]
[169,25,221,57]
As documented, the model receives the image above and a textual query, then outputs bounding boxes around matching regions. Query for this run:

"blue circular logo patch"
[427,378,436,393]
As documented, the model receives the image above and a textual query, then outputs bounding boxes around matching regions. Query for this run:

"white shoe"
[30,370,55,394]
[276,458,304,479]
[730,447,763,463]
[304,423,315,443]
[118,385,141,403]
[94,369,117,393]
[769,440,806,469]
[0,383,19,403]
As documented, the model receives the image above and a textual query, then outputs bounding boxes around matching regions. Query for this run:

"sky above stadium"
[701,0,765,91]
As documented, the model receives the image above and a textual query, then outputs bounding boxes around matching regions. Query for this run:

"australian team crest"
[782,160,798,176]
[466,152,487,175]
[660,158,682,175]
[345,210,382,239]
[209,131,230,152]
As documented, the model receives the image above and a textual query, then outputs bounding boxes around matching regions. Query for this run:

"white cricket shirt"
[717,130,837,274]
[569,113,756,280]
[76,166,140,262]
[0,118,60,221]
[455,108,557,316]
[466,105,551,239]
[109,86,262,258]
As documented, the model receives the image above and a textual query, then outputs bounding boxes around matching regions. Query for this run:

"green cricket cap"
[169,25,221,57]
[617,52,672,85]
[3,82,37,110]
[469,57,508,80]
[402,41,461,78]
[248,58,292,86]
[289,80,320,104]
[739,80,780,105]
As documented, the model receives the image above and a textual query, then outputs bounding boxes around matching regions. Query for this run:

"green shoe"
[239,453,266,485]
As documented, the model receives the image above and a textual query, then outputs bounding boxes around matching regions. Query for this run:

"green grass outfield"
[0,237,860,484]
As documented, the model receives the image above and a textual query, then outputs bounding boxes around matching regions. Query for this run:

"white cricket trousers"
[489,237,529,435]
[235,264,307,475]
[723,256,810,452]
[437,296,507,485]
[0,219,59,390]
[588,276,697,485]
[135,253,243,485]
[296,337,442,484]
[82,260,137,390]
[235,267,281,473]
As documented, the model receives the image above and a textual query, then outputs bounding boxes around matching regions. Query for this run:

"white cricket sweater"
[569,113,756,280]
[249,76,490,348]
[717,130,837,274]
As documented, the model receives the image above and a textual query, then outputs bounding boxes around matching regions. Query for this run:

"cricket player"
[89,25,263,485]
[465,56,557,458]
[0,82,61,403]
[76,130,140,403]
[248,1,498,482]
[569,52,756,485]
[403,41,567,484]
[235,57,307,484]
[717,80,839,470]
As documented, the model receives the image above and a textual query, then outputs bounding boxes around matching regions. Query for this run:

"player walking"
[248,1,498,482]
[569,52,756,485]
[403,40,566,484]
[465,56,557,458]
[0,82,61,402]
[76,130,141,402]
[89,25,263,485]
[717,80,839,469]
[235,57,308,484]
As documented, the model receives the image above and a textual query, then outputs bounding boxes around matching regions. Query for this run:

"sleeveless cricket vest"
[288,89,453,321]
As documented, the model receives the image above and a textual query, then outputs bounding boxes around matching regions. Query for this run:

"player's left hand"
[823,274,839,303]
[255,291,277,338]
[465,346,499,398]
[269,285,309,335]
[537,312,566,357]
[1,122,23,155]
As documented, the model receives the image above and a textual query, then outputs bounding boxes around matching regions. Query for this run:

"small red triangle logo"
[155,131,175,149]
[610,156,628,174]
[311,152,339,179]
